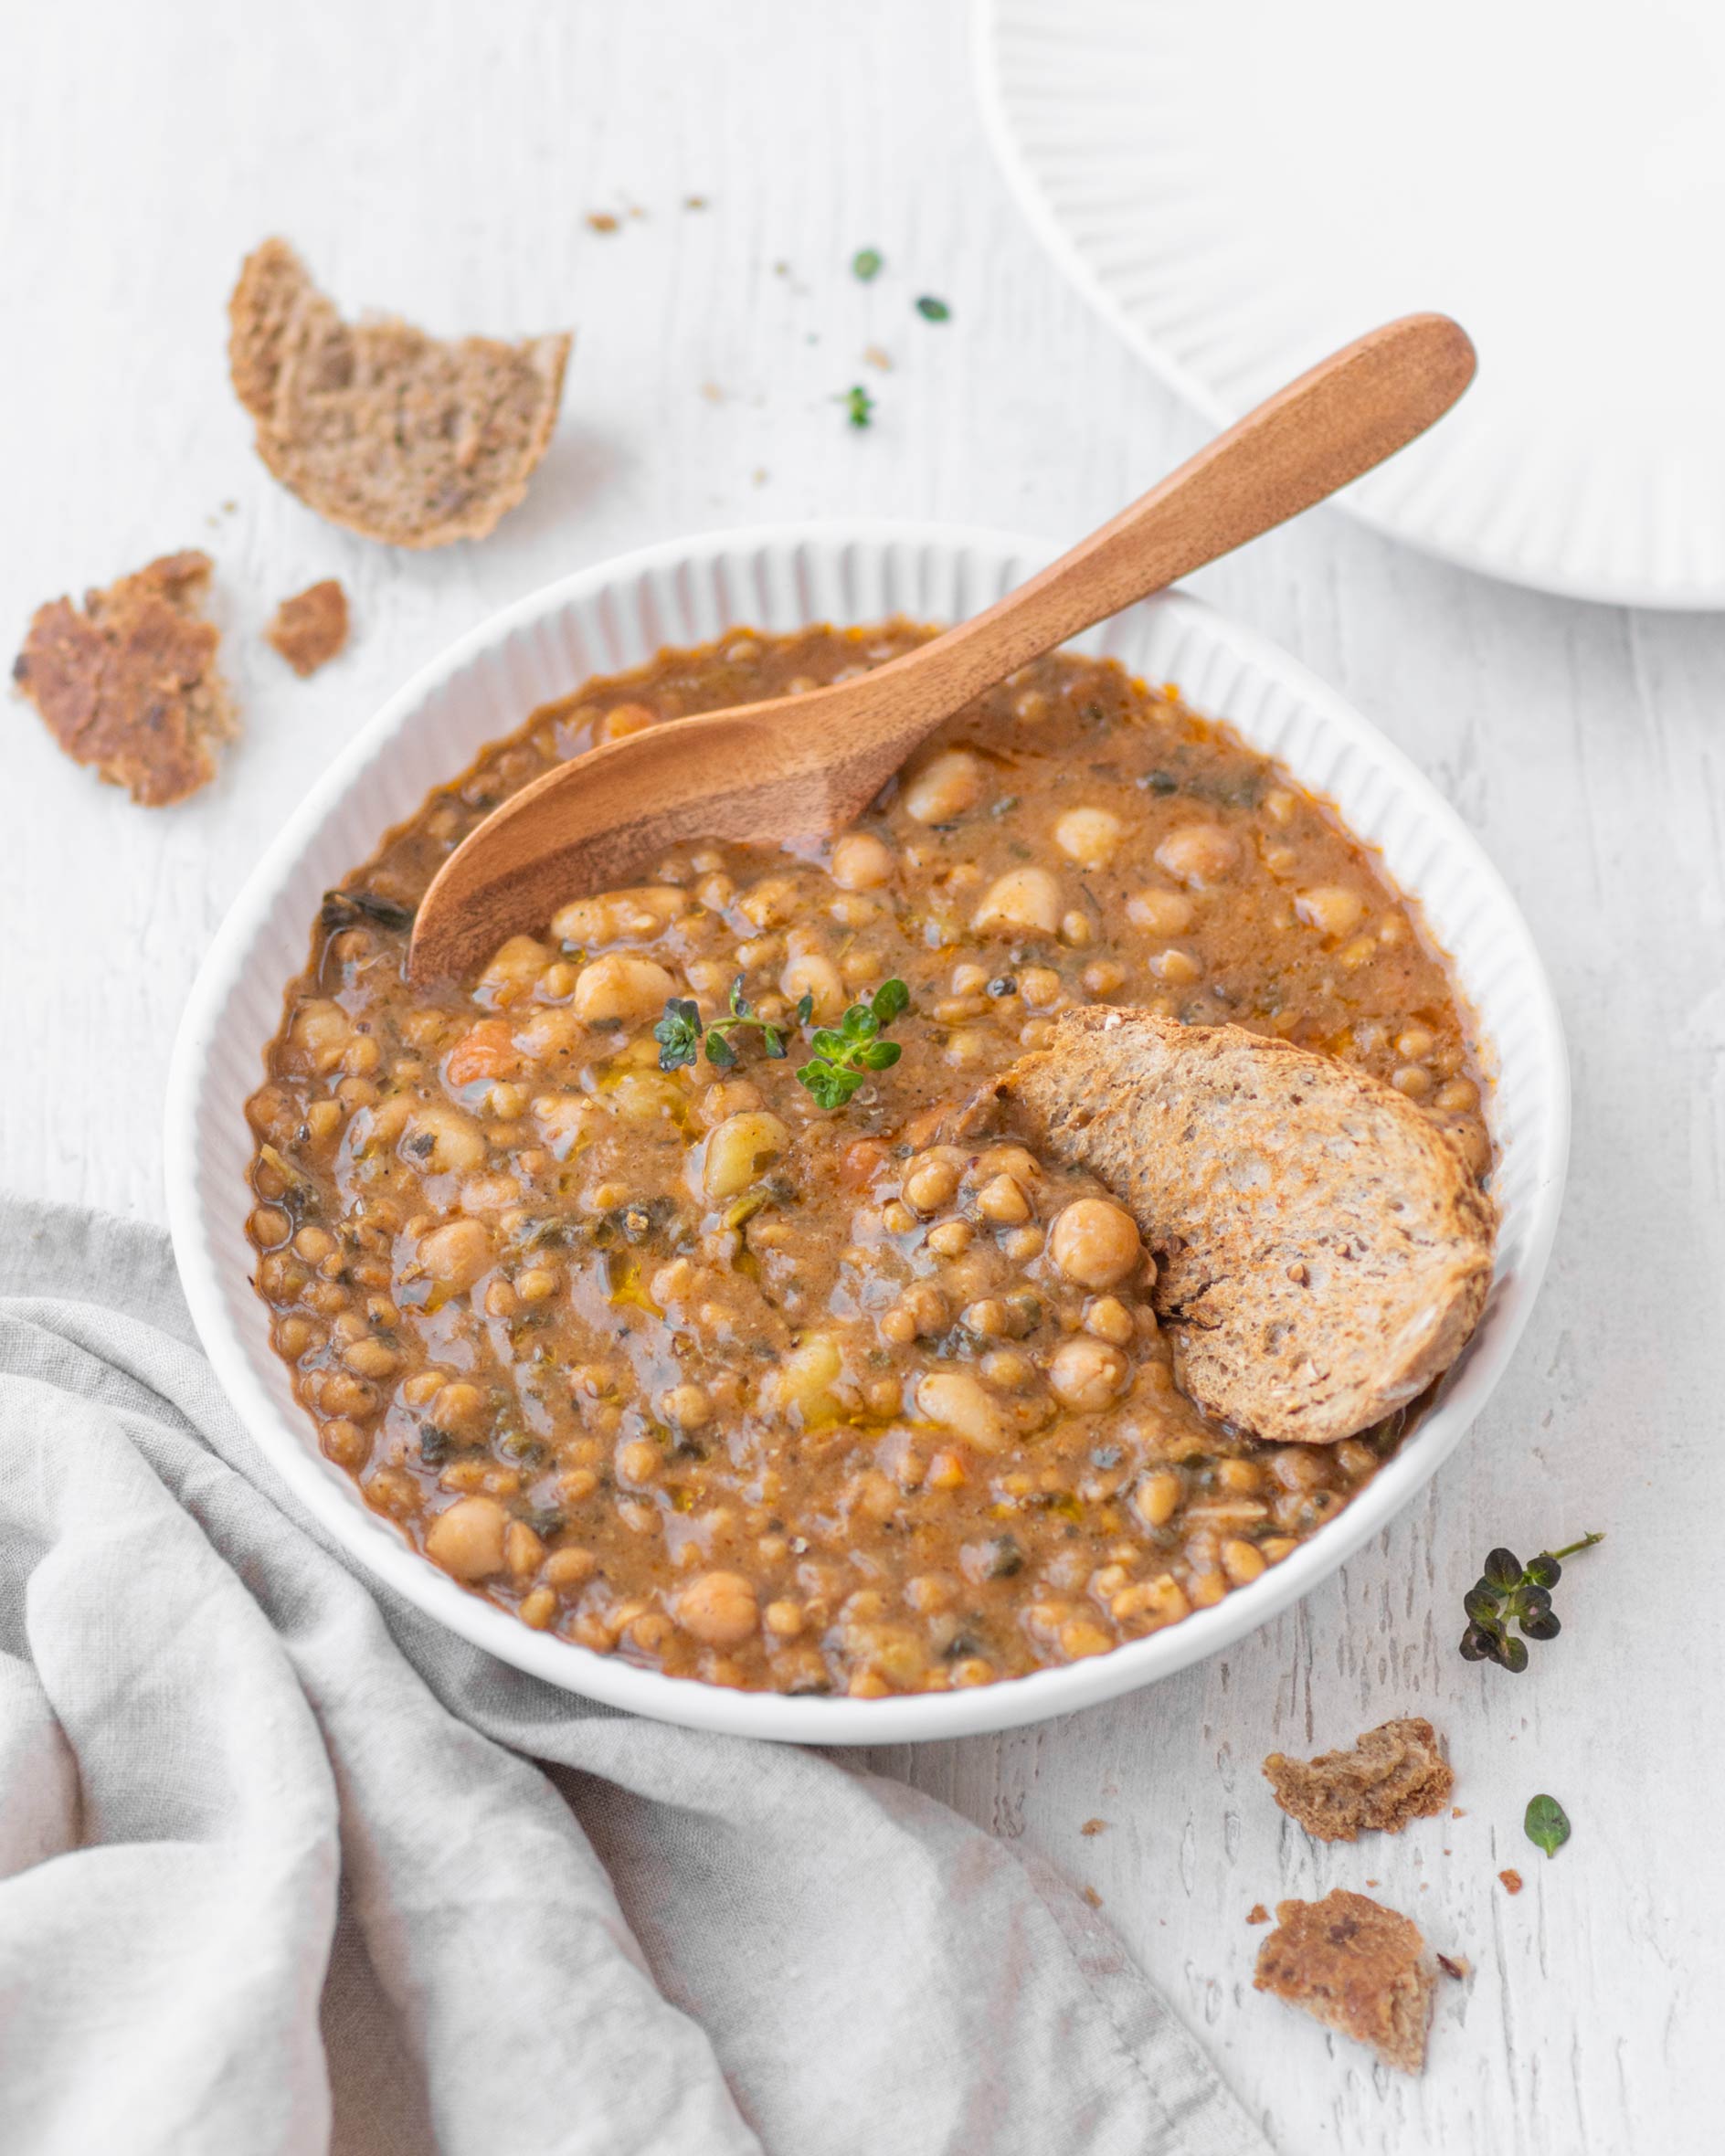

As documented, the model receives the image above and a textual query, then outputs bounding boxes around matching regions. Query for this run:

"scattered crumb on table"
[587,212,619,233]
[1080,1817,1107,1836]
[1437,1954,1470,1981]
[1246,1904,1270,1925]
[1081,1886,1102,1908]
[1499,1868,1524,1895]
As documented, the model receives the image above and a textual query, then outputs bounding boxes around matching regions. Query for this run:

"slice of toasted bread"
[1000,1009,1495,1444]
[228,238,571,549]
[1254,1889,1434,2074]
[1263,1717,1454,1841]
[13,551,237,806]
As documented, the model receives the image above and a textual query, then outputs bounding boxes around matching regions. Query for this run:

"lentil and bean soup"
[246,624,1487,1696]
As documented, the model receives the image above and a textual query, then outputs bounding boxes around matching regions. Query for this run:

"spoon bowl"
[408,312,1475,982]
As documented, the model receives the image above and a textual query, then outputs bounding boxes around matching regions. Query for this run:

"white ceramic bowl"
[166,523,1568,1745]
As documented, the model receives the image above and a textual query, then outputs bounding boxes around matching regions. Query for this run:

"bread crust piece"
[1254,1888,1434,2074]
[1263,1717,1454,1841]
[1001,1009,1496,1444]
[228,238,572,549]
[266,579,349,677]
[13,551,237,806]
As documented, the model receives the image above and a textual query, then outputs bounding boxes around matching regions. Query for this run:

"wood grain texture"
[1,5,1716,2151]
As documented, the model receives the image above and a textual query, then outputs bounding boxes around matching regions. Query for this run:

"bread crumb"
[1499,1868,1523,1896]
[1081,1886,1102,1908]
[1436,1953,1469,1981]
[864,344,893,371]
[13,551,236,806]
[700,383,725,405]
[1262,1717,1454,1841]
[587,212,619,233]
[266,579,349,677]
[1451,1806,1466,1818]
[1080,1817,1107,1836]
[1246,1904,1270,1925]
[684,195,709,210]
[1254,1888,1434,2075]
[228,238,570,550]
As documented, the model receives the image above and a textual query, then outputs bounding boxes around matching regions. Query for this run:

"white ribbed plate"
[166,525,1568,1744]
[978,0,1725,608]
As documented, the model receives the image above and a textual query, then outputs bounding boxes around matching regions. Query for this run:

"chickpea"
[1048,1336,1128,1411]
[1221,1538,1266,1586]
[973,867,1064,936]
[975,1174,1032,1226]
[830,832,895,891]
[505,1522,547,1578]
[343,1336,398,1380]
[1392,1064,1434,1099]
[425,1495,510,1581]
[904,1155,962,1214]
[320,1419,368,1470]
[661,1381,713,1431]
[290,999,352,1074]
[1017,966,1064,1009]
[1395,1027,1435,1061]
[403,1100,487,1176]
[599,702,657,740]
[543,1546,599,1593]
[1295,884,1367,939]
[1053,807,1124,868]
[1060,1619,1115,1660]
[1127,888,1197,936]
[701,1111,791,1202]
[478,935,552,1007]
[698,1078,764,1128]
[1436,1076,1479,1113]
[903,748,984,824]
[1081,959,1126,999]
[736,876,800,930]
[1082,1296,1136,1345]
[417,1218,493,1293]
[1132,1469,1183,1528]
[571,953,678,1024]
[926,1220,972,1259]
[979,1348,1037,1391]
[676,1570,760,1646]
[1155,822,1241,887]
[430,1380,486,1434]
[781,949,844,1021]
[249,1206,291,1248]
[764,1600,805,1639]
[1151,948,1202,985]
[1049,1199,1141,1290]
[915,1369,1011,1452]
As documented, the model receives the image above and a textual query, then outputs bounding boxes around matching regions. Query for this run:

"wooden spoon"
[409,312,1475,981]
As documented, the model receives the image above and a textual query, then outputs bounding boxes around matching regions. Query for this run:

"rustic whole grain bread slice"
[228,238,571,548]
[1000,1009,1496,1444]
[1263,1717,1454,1841]
[266,578,349,676]
[13,551,237,806]
[1254,1888,1434,2074]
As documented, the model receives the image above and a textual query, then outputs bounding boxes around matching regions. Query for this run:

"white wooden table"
[5,5,1716,2149]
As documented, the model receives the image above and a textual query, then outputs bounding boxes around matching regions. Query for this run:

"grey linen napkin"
[0,1197,1268,2156]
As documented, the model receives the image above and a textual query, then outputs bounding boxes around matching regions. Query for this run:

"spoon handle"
[873,313,1475,732]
